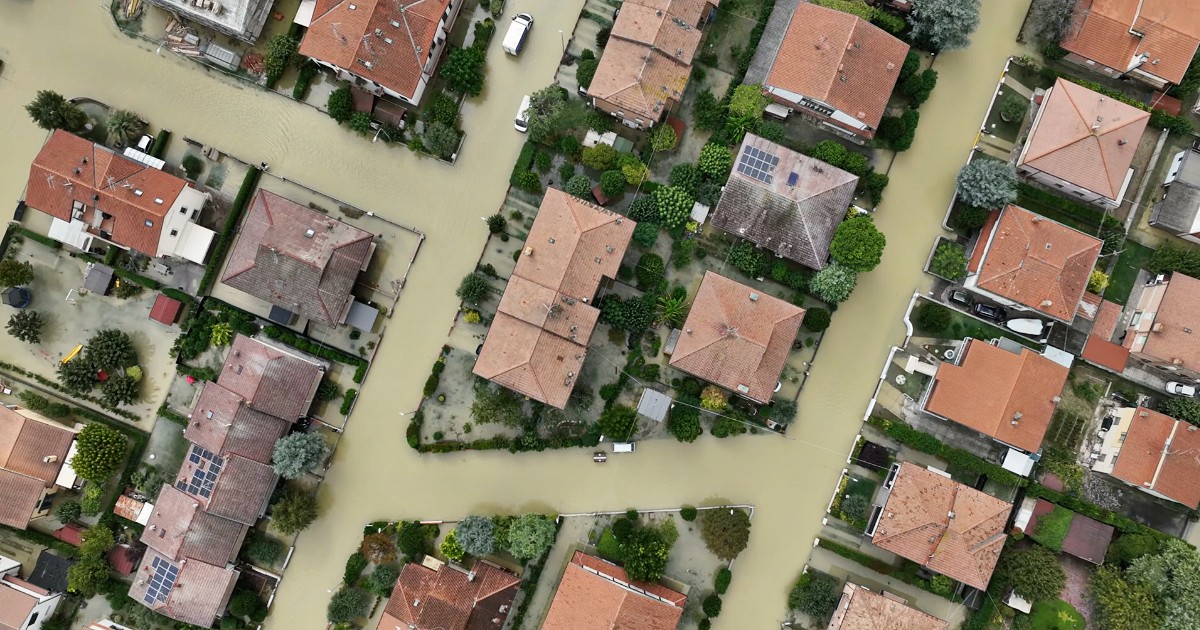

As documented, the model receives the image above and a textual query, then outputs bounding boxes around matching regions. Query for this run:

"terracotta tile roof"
[217,335,325,422]
[542,551,686,630]
[378,560,520,630]
[872,463,1010,590]
[1092,299,1123,339]
[1082,336,1130,372]
[1062,0,1200,85]
[24,130,189,257]
[925,339,1069,452]
[966,211,1000,274]
[128,549,239,628]
[299,0,453,100]
[108,543,142,575]
[1076,291,1102,321]
[1110,407,1200,507]
[1132,273,1200,371]
[222,190,374,327]
[669,271,804,404]
[828,582,949,630]
[973,205,1103,322]
[142,486,247,566]
[201,455,278,525]
[0,583,37,630]
[149,294,183,325]
[474,188,634,408]
[0,407,74,487]
[711,134,859,270]
[185,382,290,464]
[1018,79,1149,200]
[115,494,148,522]
[763,2,908,134]
[54,523,85,546]
[0,469,45,529]
[589,0,705,122]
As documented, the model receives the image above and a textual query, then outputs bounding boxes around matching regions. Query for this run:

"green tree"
[7,310,44,344]
[101,373,138,407]
[56,500,82,523]
[348,112,373,135]
[1088,269,1109,293]
[994,544,1066,603]
[910,0,981,51]
[326,587,369,624]
[899,50,921,83]
[810,263,857,303]
[1159,397,1200,426]
[566,174,593,199]
[71,423,126,482]
[506,514,556,560]
[956,159,1018,209]
[271,487,319,535]
[652,185,694,229]
[456,272,491,304]
[729,241,768,276]
[470,384,524,426]
[181,154,204,180]
[698,508,751,560]
[657,293,687,326]
[264,34,299,84]
[600,170,626,197]
[440,530,465,561]
[788,570,841,620]
[916,301,952,333]
[58,357,97,394]
[79,524,115,557]
[327,86,354,123]
[635,252,665,290]
[829,216,886,272]
[702,594,723,617]
[423,121,460,159]
[0,259,34,287]
[440,46,487,96]
[930,242,967,281]
[66,554,110,596]
[210,322,233,346]
[728,83,768,119]
[1107,533,1160,568]
[622,526,672,582]
[901,69,938,108]
[582,143,617,170]
[810,140,848,166]
[272,432,331,479]
[698,143,733,178]
[629,195,659,223]
[84,329,137,371]
[229,590,267,622]
[367,564,400,597]
[1126,538,1200,630]
[621,159,649,185]
[486,213,507,234]
[803,308,831,332]
[632,222,659,249]
[26,90,87,131]
[526,85,571,142]
[599,405,638,441]
[670,163,700,195]
[105,109,143,146]
[576,56,599,88]
[1091,566,1160,630]
[651,124,677,151]
[715,568,732,594]
[456,515,495,557]
[999,92,1029,122]
[667,404,702,442]
[244,533,285,566]
[1025,0,1079,47]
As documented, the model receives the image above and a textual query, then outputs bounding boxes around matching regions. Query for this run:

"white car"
[1166,381,1197,397]
[514,94,531,132]
[503,13,533,55]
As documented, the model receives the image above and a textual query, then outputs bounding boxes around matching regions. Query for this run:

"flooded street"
[0,0,1031,626]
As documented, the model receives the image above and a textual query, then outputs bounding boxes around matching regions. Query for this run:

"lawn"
[596,527,622,562]
[1107,240,1155,305]
[1030,598,1084,630]
[834,476,878,531]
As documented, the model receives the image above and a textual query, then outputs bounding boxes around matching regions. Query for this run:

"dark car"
[949,290,973,308]
[972,303,1005,322]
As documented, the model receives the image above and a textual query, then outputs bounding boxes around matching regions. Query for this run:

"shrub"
[930,241,967,280]
[930,574,954,596]
[600,170,626,197]
[566,174,593,199]
[635,253,665,290]
[703,594,723,617]
[367,564,400,597]
[582,143,617,170]
[698,508,751,560]
[326,588,369,624]
[56,500,81,523]
[956,159,1017,209]
[652,186,693,229]
[952,204,990,232]
[1088,269,1109,293]
[629,195,659,223]
[7,310,44,344]
[596,25,611,48]
[681,506,698,521]
[72,423,126,482]
[999,92,1029,122]
[456,272,491,304]
[632,222,658,248]
[915,301,952,333]
[700,385,727,411]
[693,90,725,130]
[803,308,831,332]
[809,264,857,303]
[440,530,465,561]
[788,570,841,620]
[244,533,285,566]
[729,241,768,276]
[506,514,556,560]
[668,403,702,442]
[830,216,886,272]
[340,389,358,415]
[456,515,495,557]
[181,154,204,180]
[429,93,464,127]
[698,143,733,178]
[440,45,487,96]
[599,405,638,441]
[423,122,460,159]
[576,57,599,88]
[342,552,367,585]
[293,61,317,99]
[901,69,938,108]
[486,213,507,234]
[651,124,677,151]
[715,568,732,594]
[867,417,1028,487]
[1031,504,1074,551]
[513,170,541,193]
[327,86,354,123]
[271,487,319,535]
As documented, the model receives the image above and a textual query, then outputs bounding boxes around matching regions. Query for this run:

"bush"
[788,570,841,620]
[632,222,658,249]
[930,241,967,280]
[506,514,556,560]
[293,61,317,99]
[1088,269,1109,293]
[810,264,857,303]
[635,253,665,290]
[440,530,465,561]
[441,45,487,96]
[651,124,677,151]
[803,308,831,332]
[681,506,698,521]
[566,174,593,199]
[181,154,204,180]
[72,423,126,482]
[667,403,702,442]
[915,301,952,333]
[703,594,723,617]
[830,216,886,272]
[582,143,617,170]
[952,204,990,232]
[326,588,369,624]
[901,69,938,108]
[56,500,81,523]
[456,272,491,304]
[729,241,768,276]
[576,57,599,88]
[999,92,1029,122]
[652,186,693,229]
[327,86,354,123]
[698,143,733,179]
[693,90,725,130]
[244,533,284,566]
[715,568,732,594]
[600,170,626,197]
[367,564,400,597]
[956,159,1017,209]
[878,109,920,152]
[423,122,460,159]
[628,195,659,223]
[698,508,751,560]
[342,551,367,585]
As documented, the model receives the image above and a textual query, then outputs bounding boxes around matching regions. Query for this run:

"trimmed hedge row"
[509,141,536,187]
[0,360,140,421]
[197,167,261,296]
[817,538,963,601]
[867,417,1029,488]
[149,129,171,159]
[405,410,601,454]
[176,363,217,382]
[161,288,195,304]
[156,403,189,426]
[261,324,368,383]
[12,225,61,250]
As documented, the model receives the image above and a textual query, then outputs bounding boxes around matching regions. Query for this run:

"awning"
[54,441,80,489]
[345,300,379,332]
[48,217,93,251]
[1002,448,1036,477]
[637,388,672,422]
[294,0,316,25]
[172,222,216,265]
[83,263,114,295]
[122,147,166,170]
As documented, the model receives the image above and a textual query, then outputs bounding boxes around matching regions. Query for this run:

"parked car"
[972,303,1006,322]
[1005,318,1046,337]
[1166,381,1197,397]
[514,94,530,132]
[949,290,973,308]
[135,134,154,152]
[503,13,534,55]
[613,442,636,453]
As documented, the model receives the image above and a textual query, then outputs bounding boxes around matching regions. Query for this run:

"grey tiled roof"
[203,456,278,525]
[744,0,800,84]
[1152,150,1200,235]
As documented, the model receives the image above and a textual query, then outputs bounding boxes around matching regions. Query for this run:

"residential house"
[0,555,62,630]
[1016,79,1149,209]
[828,581,949,630]
[669,271,804,404]
[869,462,1010,591]
[1093,406,1200,508]
[377,557,519,630]
[298,0,463,107]
[474,188,635,409]
[127,548,239,628]
[964,204,1103,323]
[588,0,715,129]
[1149,148,1200,242]
[541,551,686,630]
[1060,0,1200,89]
[710,133,859,270]
[216,335,326,422]
[221,190,375,327]
[143,0,274,42]
[24,130,216,264]
[922,338,1069,454]
[0,407,78,529]
[746,0,908,139]
[1123,273,1200,382]
[183,382,291,464]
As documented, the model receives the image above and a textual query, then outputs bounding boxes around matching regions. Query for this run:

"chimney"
[1011,412,1023,425]
[42,455,57,463]
[1040,299,1053,308]
[1153,322,1165,332]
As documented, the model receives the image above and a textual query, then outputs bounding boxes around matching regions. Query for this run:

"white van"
[515,95,531,132]
[612,442,636,453]
[503,13,534,55]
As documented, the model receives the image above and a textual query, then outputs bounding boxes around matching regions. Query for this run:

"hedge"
[176,363,217,382]
[161,287,195,304]
[1016,182,1106,227]
[1025,484,1179,543]
[261,324,368,383]
[510,141,537,187]
[0,361,140,421]
[12,225,61,250]
[156,403,189,426]
[78,253,162,290]
[197,167,261,296]
[340,388,357,415]
[148,129,171,159]
[817,538,962,601]
[867,417,1028,487]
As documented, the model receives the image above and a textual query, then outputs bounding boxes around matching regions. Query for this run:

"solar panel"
[736,145,779,184]
[144,556,179,604]
[181,445,224,498]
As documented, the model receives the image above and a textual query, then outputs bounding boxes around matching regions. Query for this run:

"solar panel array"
[144,556,179,604]
[176,445,224,498]
[737,146,779,184]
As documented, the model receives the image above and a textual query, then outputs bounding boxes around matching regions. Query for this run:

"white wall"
[157,186,208,260]
[765,85,870,132]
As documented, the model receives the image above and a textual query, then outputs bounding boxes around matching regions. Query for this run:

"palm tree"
[105,109,143,147]
[657,294,688,327]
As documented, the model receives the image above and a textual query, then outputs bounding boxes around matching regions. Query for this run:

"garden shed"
[636,388,672,423]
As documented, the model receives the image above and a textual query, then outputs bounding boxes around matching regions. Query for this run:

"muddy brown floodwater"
[0,0,1031,626]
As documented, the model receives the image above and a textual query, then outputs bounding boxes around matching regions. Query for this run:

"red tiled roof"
[25,130,188,257]
[872,463,1010,590]
[54,523,85,546]
[142,485,247,566]
[107,544,142,575]
[1111,407,1200,508]
[1131,273,1200,372]
[1018,79,1149,201]
[926,339,1069,453]
[378,560,520,630]
[764,2,909,135]
[542,551,686,630]
[217,335,325,422]
[0,407,75,488]
[300,0,453,100]
[185,382,290,464]
[221,190,374,327]
[1092,299,1123,339]
[128,549,239,628]
[828,582,949,630]
[670,271,804,404]
[1082,336,1130,372]
[474,188,634,409]
[1062,0,1200,85]
[974,205,1103,322]
[149,294,183,325]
